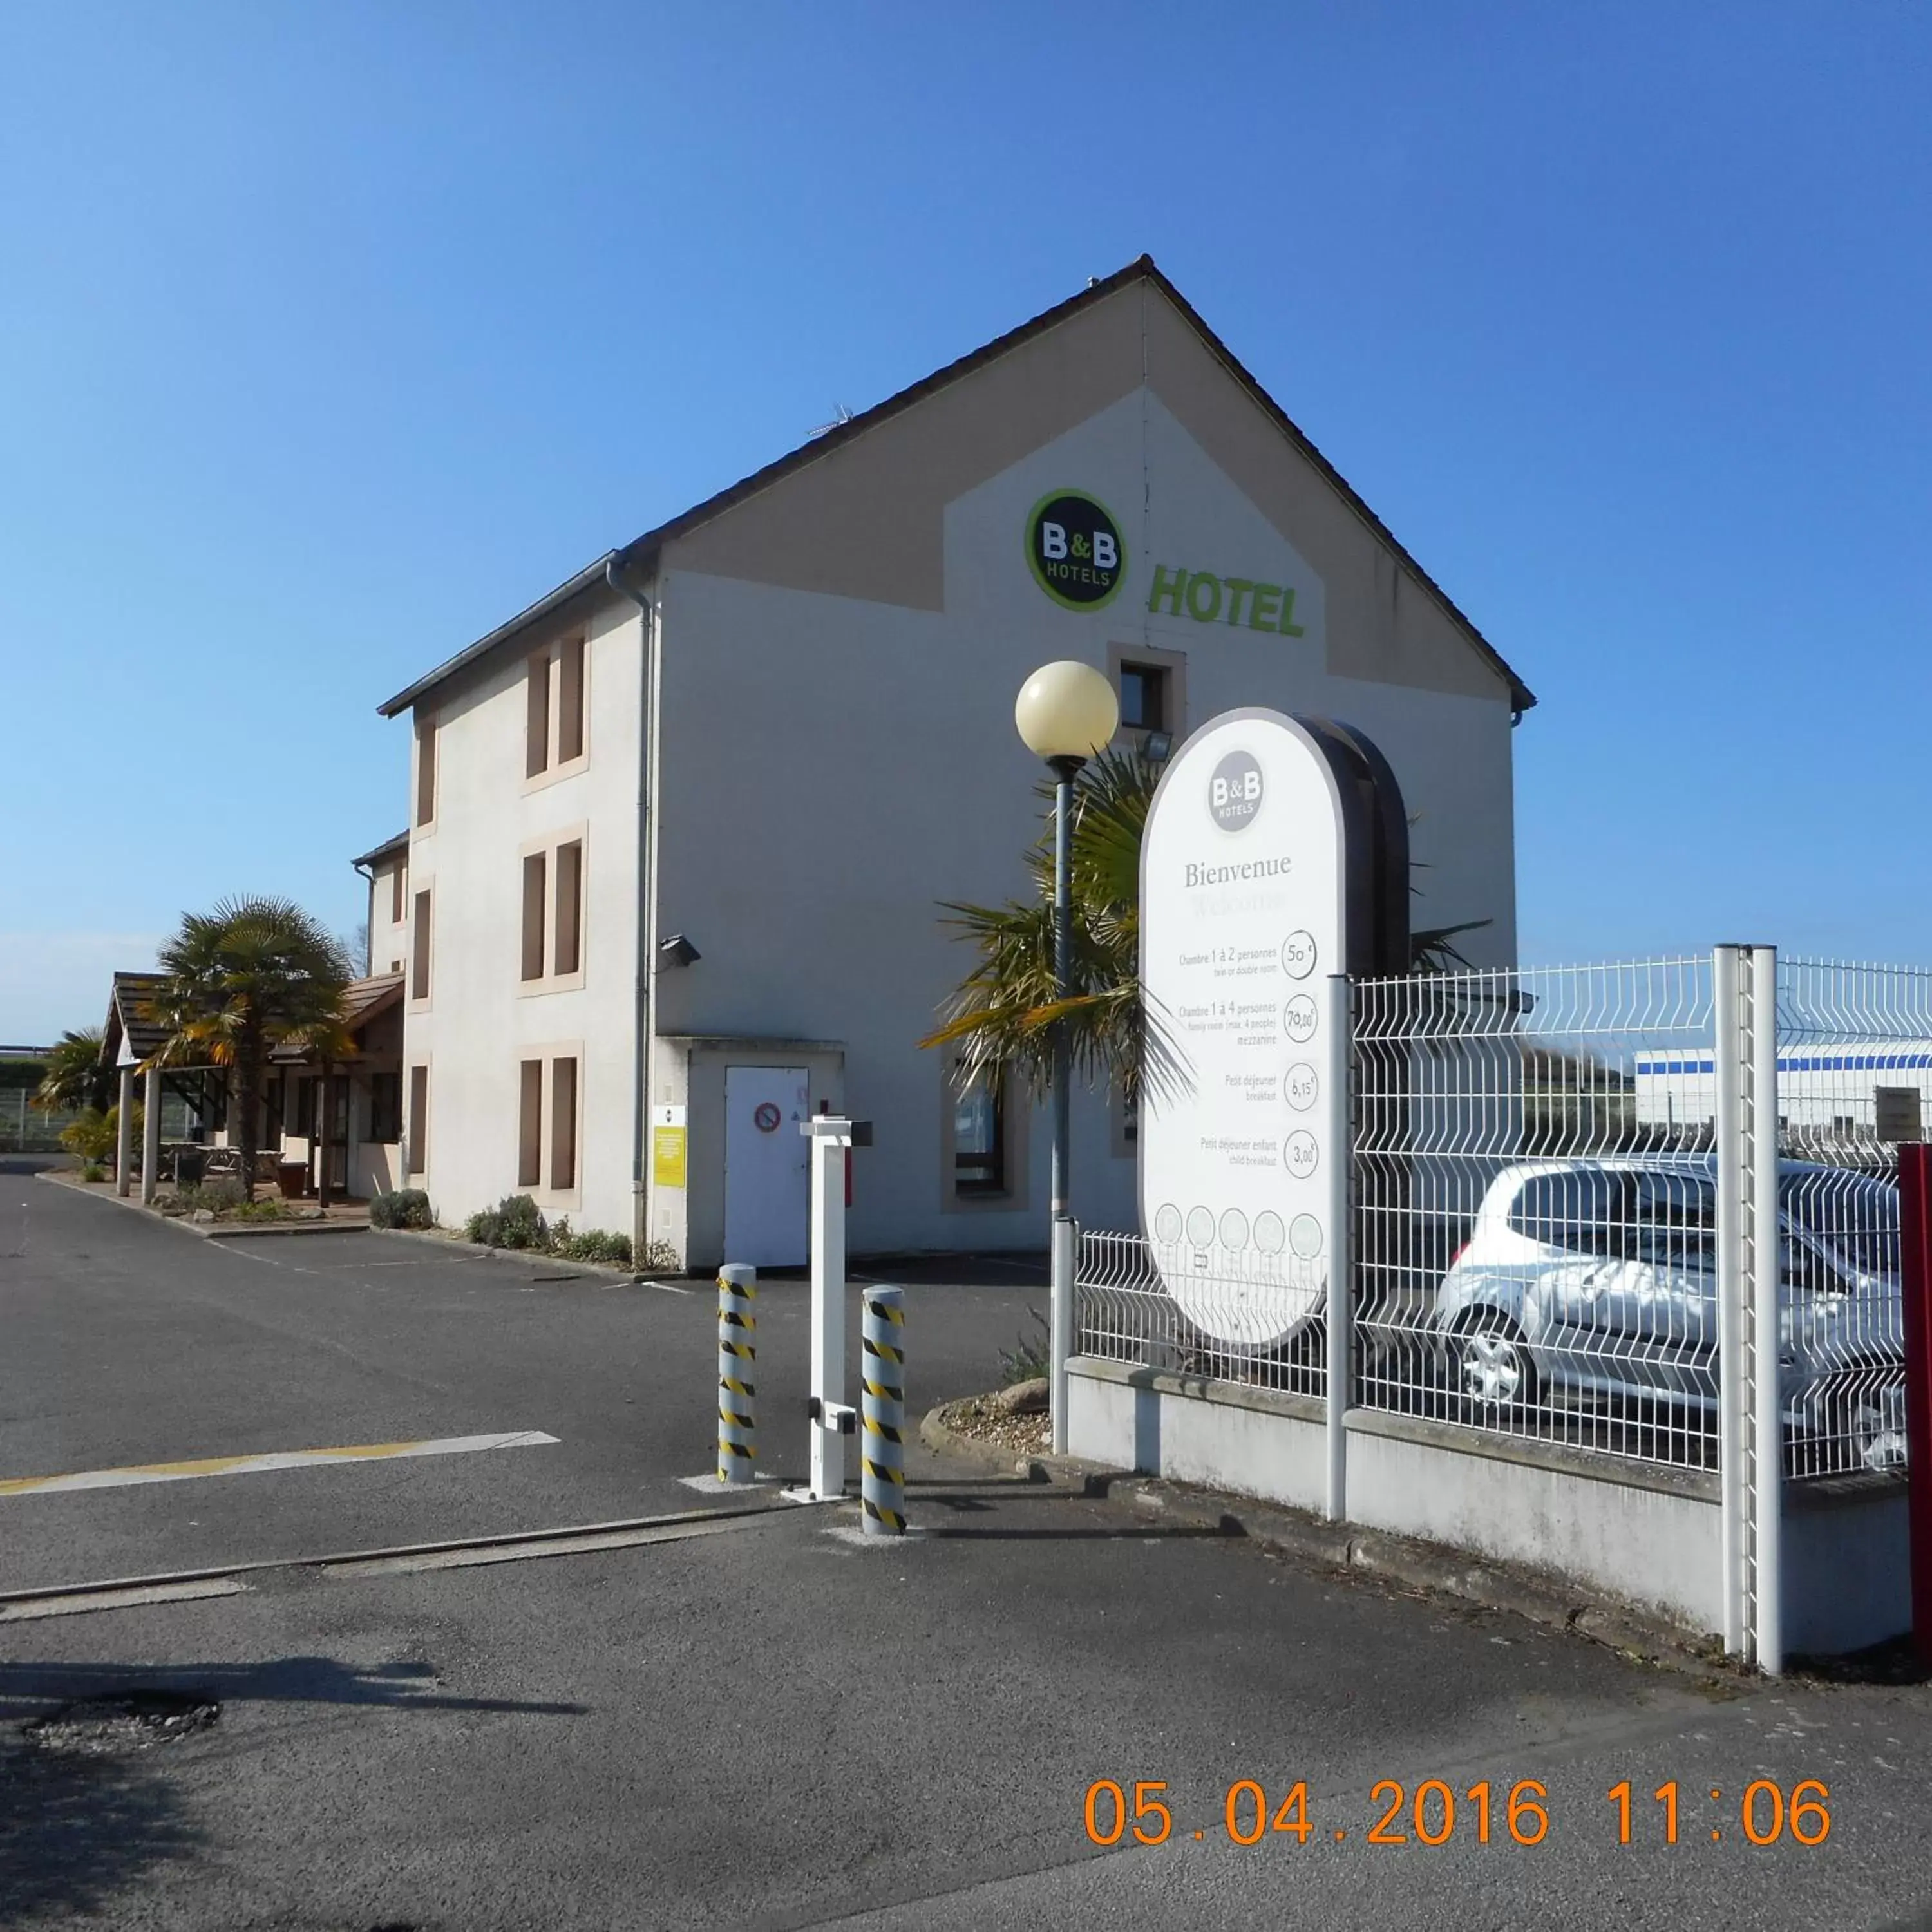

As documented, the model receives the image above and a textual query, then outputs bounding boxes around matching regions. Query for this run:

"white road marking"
[0,1431,560,1498]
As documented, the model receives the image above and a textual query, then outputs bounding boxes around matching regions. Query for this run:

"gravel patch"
[936,1392,1050,1457]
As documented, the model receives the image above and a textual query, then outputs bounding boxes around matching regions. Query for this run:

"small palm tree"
[923,750,1493,1101]
[923,746,1171,1103]
[142,898,355,1199]
[34,1027,110,1115]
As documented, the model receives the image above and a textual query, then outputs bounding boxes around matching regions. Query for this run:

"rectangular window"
[294,1075,317,1140]
[415,717,437,827]
[551,1057,578,1191]
[553,840,583,977]
[954,1066,1007,1197]
[390,862,405,925]
[1119,661,1168,733]
[521,852,547,981]
[557,636,585,764]
[406,1065,429,1175]
[526,651,551,779]
[263,1073,284,1145]
[518,1060,544,1188]
[368,1071,401,1144]
[411,889,432,1001]
[1877,1087,1924,1142]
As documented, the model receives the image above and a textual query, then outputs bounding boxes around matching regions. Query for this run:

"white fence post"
[1717,942,1785,1674]
[1713,945,1748,1658]
[1325,973,1353,1522]
[1748,945,1784,1675]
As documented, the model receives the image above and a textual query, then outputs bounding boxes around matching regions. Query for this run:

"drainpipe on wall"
[350,862,375,976]
[605,557,660,1269]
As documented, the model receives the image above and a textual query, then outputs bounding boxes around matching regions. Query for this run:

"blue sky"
[2,3,1926,1042]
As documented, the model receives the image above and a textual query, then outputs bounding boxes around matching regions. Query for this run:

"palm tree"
[33,1027,111,1115]
[142,898,355,1200]
[922,748,1492,1100]
[923,747,1164,1103]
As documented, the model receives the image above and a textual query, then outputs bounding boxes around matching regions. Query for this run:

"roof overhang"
[351,830,410,871]
[376,553,618,719]
[102,972,169,1070]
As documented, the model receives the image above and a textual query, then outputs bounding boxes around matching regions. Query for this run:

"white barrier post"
[716,1265,757,1483]
[861,1286,907,1535]
[790,1115,868,1502]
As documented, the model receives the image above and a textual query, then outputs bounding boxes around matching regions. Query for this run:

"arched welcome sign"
[1138,709,1383,1348]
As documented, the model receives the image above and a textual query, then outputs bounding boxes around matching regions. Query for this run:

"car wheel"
[1835,1379,1908,1473]
[1452,1313,1537,1417]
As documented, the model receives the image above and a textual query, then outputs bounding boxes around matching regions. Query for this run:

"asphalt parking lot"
[5,1164,1932,1931]
[0,1166,1045,1595]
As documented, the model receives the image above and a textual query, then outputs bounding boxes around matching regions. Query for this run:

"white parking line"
[0,1431,560,1497]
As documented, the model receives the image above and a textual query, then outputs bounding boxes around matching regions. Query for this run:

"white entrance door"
[724,1066,811,1266]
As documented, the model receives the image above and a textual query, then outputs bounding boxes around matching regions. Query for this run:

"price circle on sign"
[753,1102,782,1133]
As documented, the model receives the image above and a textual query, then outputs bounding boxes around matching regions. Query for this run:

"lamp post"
[1014,660,1120,1454]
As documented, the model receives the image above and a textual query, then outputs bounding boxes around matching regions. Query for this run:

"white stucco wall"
[401,599,643,1238]
[367,858,412,978]
[650,388,1518,1256]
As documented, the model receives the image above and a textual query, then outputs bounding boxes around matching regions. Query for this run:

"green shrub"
[554,1227,633,1267]
[370,1188,433,1231]
[164,1177,248,1217]
[59,1109,116,1163]
[465,1193,545,1250]
[79,1160,108,1183]
[998,1306,1050,1386]
[637,1238,680,1274]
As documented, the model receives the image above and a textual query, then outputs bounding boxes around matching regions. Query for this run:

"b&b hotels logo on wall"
[1025,489,1127,611]
[1023,488,1309,636]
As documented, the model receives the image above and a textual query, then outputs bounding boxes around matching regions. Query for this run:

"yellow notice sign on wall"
[652,1125,688,1189]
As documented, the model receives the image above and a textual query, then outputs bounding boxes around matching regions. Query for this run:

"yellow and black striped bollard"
[861,1285,906,1535]
[717,1264,757,1484]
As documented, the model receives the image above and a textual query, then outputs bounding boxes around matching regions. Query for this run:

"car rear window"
[1632,1173,1718,1270]
[1781,1170,1900,1279]
[1507,1171,1622,1254]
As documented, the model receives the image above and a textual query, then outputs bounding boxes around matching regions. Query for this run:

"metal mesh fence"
[1354,958,1727,1470]
[1770,961,1927,1479]
[0,1086,198,1154]
[1075,1226,1329,1399]
[1075,952,1919,1488]
[0,1090,82,1150]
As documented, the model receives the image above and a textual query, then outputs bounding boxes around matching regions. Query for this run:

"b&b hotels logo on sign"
[1209,749,1263,831]
[1025,489,1126,612]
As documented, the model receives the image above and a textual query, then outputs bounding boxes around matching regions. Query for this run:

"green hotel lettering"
[1147,565,1307,636]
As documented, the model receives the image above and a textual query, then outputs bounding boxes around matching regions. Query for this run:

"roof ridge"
[379,254,1532,716]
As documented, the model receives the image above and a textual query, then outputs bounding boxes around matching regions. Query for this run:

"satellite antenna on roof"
[808,403,856,440]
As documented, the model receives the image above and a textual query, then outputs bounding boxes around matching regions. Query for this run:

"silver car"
[1433,1156,1906,1468]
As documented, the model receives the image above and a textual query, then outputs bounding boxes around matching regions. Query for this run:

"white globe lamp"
[1014,659,1119,764]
